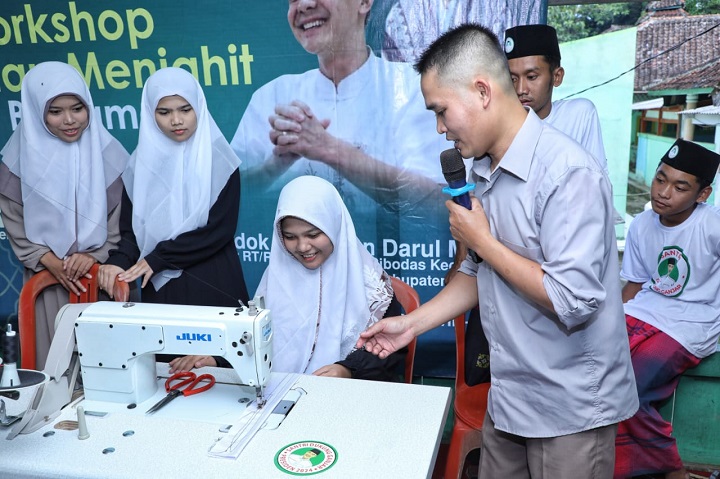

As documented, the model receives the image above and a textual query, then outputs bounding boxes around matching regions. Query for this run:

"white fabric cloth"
[123,67,241,290]
[255,176,392,374]
[0,61,127,258]
[622,203,720,358]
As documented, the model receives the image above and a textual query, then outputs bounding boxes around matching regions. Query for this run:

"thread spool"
[77,406,90,440]
[0,325,21,388]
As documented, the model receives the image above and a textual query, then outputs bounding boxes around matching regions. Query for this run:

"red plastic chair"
[18,263,129,370]
[444,313,491,479]
[389,276,419,383]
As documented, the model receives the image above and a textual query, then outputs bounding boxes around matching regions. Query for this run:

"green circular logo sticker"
[275,441,337,475]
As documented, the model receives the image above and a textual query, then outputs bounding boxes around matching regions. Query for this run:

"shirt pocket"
[497,236,543,263]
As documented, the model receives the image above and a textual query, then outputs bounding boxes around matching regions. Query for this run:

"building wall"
[554,27,637,238]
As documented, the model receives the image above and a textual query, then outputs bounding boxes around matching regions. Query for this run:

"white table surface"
[0,374,451,479]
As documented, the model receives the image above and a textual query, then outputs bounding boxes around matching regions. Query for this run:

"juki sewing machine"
[73,301,272,406]
[2,300,272,438]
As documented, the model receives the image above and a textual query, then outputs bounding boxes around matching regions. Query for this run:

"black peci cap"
[660,139,720,184]
[504,24,561,60]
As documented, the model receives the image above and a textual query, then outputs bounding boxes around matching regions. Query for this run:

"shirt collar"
[472,108,543,183]
[316,47,375,100]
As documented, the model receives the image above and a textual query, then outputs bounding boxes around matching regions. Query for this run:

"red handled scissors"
[145,372,216,415]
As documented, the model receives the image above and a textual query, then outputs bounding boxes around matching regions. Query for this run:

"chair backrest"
[453,312,490,429]
[18,263,130,370]
[389,276,420,384]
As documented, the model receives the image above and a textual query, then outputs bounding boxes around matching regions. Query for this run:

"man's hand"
[269,101,332,161]
[312,364,352,378]
[117,259,154,288]
[168,355,217,374]
[356,316,415,359]
[447,197,492,260]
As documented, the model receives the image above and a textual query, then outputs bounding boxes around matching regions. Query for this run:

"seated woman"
[170,176,405,381]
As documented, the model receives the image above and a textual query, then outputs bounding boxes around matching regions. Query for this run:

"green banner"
[1,0,542,376]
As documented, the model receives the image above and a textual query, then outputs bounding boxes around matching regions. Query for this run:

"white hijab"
[256,176,393,374]
[123,67,241,290]
[0,61,128,258]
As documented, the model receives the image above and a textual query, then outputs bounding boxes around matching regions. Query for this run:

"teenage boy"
[615,139,720,479]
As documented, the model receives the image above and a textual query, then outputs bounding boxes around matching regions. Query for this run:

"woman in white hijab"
[98,67,249,309]
[170,175,405,378]
[0,61,128,369]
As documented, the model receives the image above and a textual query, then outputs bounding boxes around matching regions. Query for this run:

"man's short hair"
[414,23,514,94]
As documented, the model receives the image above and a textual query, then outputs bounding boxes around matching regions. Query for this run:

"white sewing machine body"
[71,301,272,405]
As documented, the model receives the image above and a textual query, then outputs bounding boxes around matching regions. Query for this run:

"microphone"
[440,148,472,209]
[440,148,481,263]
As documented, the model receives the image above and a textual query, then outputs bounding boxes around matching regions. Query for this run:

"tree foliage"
[548,3,647,42]
[549,1,720,43]
[685,0,720,14]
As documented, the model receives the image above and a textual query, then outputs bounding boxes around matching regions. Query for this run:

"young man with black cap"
[503,24,607,171]
[615,139,720,479]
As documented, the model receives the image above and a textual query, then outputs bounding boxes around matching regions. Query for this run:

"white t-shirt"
[546,98,607,173]
[622,202,720,358]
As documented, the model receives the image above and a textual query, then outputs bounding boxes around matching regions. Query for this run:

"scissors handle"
[165,372,196,392]
[165,372,215,396]
[182,374,215,396]
[146,373,215,415]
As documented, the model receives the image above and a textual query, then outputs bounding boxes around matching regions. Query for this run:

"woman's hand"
[40,252,87,296]
[168,355,217,374]
[63,253,96,283]
[98,264,128,300]
[312,364,352,378]
[117,259,154,288]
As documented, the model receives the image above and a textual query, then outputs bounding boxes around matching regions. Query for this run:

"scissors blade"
[145,391,178,415]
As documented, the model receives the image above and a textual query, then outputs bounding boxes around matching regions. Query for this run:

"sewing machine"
[3,300,272,439]
[73,301,272,406]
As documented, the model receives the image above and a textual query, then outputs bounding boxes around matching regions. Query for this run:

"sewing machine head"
[69,301,272,406]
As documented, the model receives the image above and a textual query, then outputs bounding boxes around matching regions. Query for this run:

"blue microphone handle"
[445,180,481,263]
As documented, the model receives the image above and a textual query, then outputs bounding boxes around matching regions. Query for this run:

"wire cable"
[560,21,720,100]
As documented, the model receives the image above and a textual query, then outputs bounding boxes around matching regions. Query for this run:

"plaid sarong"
[614,315,701,478]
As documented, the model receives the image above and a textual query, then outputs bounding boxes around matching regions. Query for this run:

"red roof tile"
[635,14,720,91]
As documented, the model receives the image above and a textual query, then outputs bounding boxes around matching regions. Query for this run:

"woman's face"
[280,216,334,270]
[154,95,197,142]
[44,95,89,143]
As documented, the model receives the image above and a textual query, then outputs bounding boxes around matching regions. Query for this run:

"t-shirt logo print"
[651,246,689,297]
